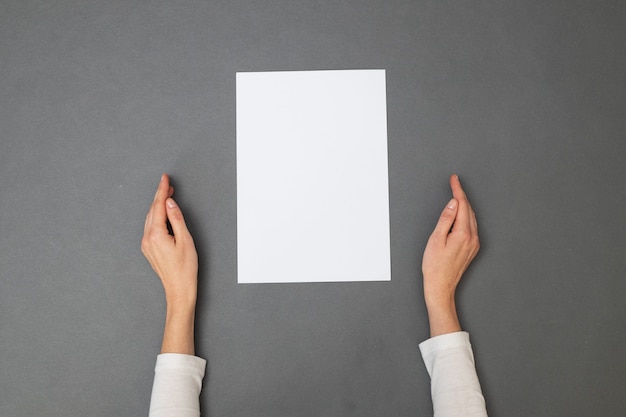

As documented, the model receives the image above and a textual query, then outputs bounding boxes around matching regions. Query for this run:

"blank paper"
[236,69,390,283]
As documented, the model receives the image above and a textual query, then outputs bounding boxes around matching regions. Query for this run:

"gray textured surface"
[1,1,625,416]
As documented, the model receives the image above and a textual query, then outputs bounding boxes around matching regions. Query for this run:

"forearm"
[161,301,196,355]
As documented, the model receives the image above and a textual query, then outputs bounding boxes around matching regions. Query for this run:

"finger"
[152,173,170,202]
[469,208,479,237]
[150,174,170,229]
[449,174,467,201]
[431,198,458,241]
[144,193,157,234]
[165,197,191,240]
[460,183,478,237]
[145,174,170,235]
[144,207,152,234]
[450,174,471,234]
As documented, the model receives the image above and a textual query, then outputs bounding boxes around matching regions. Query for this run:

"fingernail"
[166,198,177,208]
[160,174,166,182]
[447,199,457,209]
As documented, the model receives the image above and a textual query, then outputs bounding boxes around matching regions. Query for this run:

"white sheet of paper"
[236,69,390,283]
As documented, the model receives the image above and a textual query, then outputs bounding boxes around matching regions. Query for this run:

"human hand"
[142,174,198,310]
[422,174,480,336]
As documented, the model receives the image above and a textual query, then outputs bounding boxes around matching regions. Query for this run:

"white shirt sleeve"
[419,331,487,417]
[147,334,483,416]
[149,353,207,417]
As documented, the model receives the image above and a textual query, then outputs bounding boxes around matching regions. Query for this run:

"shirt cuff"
[155,353,207,374]
[419,331,474,378]
[149,354,207,417]
[419,331,471,359]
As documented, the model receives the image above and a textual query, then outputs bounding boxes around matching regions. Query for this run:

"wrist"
[162,303,196,355]
[425,296,461,338]
[424,287,455,310]
[165,297,196,319]
[164,287,197,311]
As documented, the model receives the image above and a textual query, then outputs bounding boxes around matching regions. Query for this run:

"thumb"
[166,198,190,239]
[432,198,458,241]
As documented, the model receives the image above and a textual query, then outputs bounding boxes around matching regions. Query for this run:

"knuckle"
[143,230,160,247]
[440,210,453,221]
[457,229,471,241]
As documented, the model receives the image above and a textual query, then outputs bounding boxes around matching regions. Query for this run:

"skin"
[141,173,480,354]
[142,174,198,355]
[422,174,480,337]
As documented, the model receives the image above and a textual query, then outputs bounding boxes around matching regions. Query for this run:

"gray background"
[1,1,625,416]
